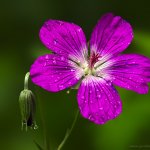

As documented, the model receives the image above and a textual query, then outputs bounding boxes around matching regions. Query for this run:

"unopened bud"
[19,72,38,131]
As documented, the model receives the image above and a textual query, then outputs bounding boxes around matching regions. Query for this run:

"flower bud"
[19,89,38,131]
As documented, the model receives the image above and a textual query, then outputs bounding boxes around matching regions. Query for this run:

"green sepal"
[19,89,37,131]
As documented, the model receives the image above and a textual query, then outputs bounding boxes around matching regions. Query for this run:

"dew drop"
[59,84,64,90]
[99,107,103,110]
[45,55,49,59]
[127,85,130,89]
[84,100,88,103]
[79,106,82,112]
[88,114,94,121]
[68,81,72,85]
[77,60,81,64]
[54,39,58,45]
[112,77,116,80]
[107,116,111,119]
[54,79,58,82]
[66,90,70,94]
[118,101,121,104]
[76,76,80,80]
[33,124,38,130]
[61,56,65,61]
[52,60,56,64]
[78,28,81,32]
[97,94,101,98]
[90,100,93,103]
[44,62,48,66]
[70,69,75,72]
[81,96,85,99]
[59,50,63,54]
[52,57,56,60]
[106,81,112,86]
[47,42,50,46]
[59,21,64,26]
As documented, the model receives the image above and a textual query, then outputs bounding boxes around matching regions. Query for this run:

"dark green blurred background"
[0,0,150,150]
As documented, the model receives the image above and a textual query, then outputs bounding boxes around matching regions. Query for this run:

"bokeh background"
[0,0,150,150]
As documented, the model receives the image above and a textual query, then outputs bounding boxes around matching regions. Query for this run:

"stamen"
[89,52,101,68]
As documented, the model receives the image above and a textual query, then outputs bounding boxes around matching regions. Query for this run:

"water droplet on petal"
[59,84,64,90]
[88,114,95,121]
[106,81,112,86]
[90,100,93,103]
[59,50,62,54]
[68,81,72,85]
[107,116,111,119]
[98,57,101,61]
[59,21,64,26]
[54,79,58,82]
[78,28,81,32]
[97,94,101,98]
[53,60,56,64]
[118,101,121,104]
[45,55,49,59]
[61,56,65,61]
[70,69,75,72]
[44,62,47,66]
[79,106,82,112]
[84,100,87,103]
[99,107,103,110]
[77,60,81,64]
[81,96,84,99]
[54,39,58,45]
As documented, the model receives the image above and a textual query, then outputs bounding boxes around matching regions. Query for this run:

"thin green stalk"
[35,88,50,150]
[24,72,30,90]
[57,110,79,150]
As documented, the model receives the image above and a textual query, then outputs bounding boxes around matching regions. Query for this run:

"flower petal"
[39,20,88,63]
[107,54,150,94]
[77,75,122,124]
[30,54,84,92]
[90,13,133,58]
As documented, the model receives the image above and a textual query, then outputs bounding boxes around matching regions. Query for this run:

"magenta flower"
[30,13,150,124]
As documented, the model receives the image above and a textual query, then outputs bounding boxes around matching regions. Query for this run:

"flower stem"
[35,88,50,150]
[57,110,79,150]
[24,72,30,90]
